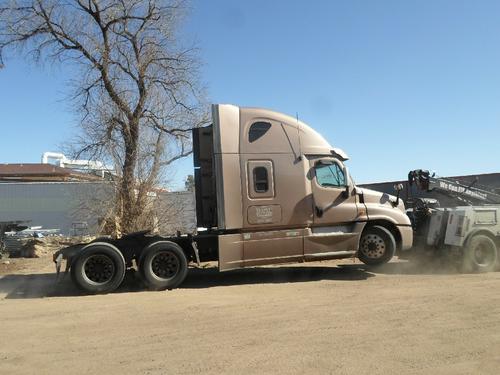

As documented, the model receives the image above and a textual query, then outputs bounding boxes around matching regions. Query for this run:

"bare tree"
[0,0,208,234]
[184,174,194,191]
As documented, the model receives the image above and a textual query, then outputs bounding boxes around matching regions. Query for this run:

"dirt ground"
[1,255,499,375]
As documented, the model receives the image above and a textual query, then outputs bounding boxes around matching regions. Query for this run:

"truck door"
[240,157,304,266]
[305,157,361,256]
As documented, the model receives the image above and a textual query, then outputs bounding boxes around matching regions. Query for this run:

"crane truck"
[405,169,500,272]
[53,104,413,294]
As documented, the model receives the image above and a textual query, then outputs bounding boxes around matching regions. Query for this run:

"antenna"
[296,112,302,158]
[281,123,297,159]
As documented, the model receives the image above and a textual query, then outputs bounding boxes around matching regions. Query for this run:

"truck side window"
[249,122,271,143]
[315,163,346,187]
[253,167,269,192]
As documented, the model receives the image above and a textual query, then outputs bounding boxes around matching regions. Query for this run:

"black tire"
[70,242,126,294]
[462,234,498,273]
[358,225,396,265]
[139,241,188,290]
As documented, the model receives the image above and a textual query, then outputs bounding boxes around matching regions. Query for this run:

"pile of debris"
[14,236,94,258]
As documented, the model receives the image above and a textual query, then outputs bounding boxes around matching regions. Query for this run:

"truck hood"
[358,187,406,213]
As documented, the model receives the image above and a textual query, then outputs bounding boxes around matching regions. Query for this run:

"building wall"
[157,191,196,235]
[0,182,110,235]
[0,182,196,236]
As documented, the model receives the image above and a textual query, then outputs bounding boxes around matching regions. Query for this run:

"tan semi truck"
[54,104,413,293]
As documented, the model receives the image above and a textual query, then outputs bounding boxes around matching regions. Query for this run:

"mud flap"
[55,253,63,282]
[54,246,78,282]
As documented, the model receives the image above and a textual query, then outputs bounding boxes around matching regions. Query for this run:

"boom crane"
[408,169,500,205]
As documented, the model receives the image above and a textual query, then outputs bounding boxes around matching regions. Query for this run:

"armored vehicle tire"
[70,242,126,294]
[462,234,498,273]
[358,225,396,266]
[139,241,188,290]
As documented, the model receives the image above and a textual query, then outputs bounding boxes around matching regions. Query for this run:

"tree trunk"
[120,121,139,233]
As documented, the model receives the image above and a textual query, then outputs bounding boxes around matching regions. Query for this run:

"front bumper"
[398,225,414,251]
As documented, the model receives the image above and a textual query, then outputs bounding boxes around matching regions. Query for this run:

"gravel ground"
[0,256,499,375]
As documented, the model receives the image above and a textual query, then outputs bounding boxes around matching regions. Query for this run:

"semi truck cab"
[194,104,413,271]
[54,104,413,293]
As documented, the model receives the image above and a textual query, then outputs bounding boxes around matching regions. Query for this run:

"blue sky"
[1,0,500,189]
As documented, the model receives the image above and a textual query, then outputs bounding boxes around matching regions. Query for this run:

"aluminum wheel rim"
[360,234,386,259]
[83,254,115,284]
[151,251,180,280]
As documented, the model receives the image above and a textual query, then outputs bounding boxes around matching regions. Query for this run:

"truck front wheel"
[358,225,396,266]
[139,241,188,290]
[462,234,498,273]
[70,242,126,294]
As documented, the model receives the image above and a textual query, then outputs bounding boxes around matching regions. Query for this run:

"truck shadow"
[0,270,146,299]
[182,265,374,289]
[0,265,374,299]
[338,259,461,275]
[0,273,82,299]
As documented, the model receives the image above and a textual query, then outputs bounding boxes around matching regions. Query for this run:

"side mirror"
[342,166,351,198]
[393,183,404,206]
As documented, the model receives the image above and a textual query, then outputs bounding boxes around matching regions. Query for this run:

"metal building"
[0,181,196,236]
[0,163,196,236]
[0,182,110,235]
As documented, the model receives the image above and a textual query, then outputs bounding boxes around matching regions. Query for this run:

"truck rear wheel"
[462,234,498,273]
[358,225,396,266]
[70,242,126,294]
[139,241,188,290]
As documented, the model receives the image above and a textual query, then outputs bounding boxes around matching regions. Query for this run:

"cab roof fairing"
[237,105,346,158]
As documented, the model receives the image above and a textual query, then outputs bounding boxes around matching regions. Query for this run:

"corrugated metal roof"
[0,163,71,176]
[0,164,101,181]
